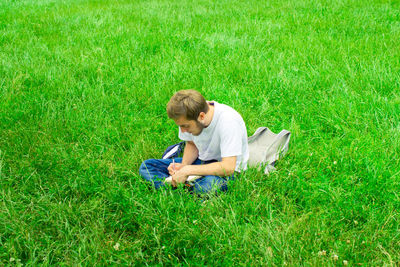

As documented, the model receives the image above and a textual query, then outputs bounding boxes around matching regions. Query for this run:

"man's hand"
[167,162,184,175]
[171,166,190,187]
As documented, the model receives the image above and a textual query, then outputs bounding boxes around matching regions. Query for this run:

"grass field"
[1,0,400,265]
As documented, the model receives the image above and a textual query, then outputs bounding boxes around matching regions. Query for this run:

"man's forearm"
[181,141,199,166]
[185,162,235,177]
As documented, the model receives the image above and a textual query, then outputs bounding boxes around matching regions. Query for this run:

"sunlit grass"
[1,0,399,265]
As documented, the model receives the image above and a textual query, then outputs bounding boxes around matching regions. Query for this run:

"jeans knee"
[194,175,227,194]
[139,159,152,177]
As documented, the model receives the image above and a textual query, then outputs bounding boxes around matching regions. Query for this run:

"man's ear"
[197,112,206,122]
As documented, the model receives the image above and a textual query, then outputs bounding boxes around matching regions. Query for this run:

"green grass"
[1,0,400,265]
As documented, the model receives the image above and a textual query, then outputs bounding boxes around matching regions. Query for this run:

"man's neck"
[204,103,215,127]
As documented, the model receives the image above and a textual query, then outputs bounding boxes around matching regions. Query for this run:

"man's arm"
[171,156,237,186]
[181,141,199,166]
[167,141,199,176]
[184,156,236,177]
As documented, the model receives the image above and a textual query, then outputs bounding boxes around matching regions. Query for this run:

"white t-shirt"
[178,101,249,172]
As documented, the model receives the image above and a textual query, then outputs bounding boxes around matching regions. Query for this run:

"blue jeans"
[139,158,234,194]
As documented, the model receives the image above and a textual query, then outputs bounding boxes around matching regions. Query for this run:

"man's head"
[167,89,210,136]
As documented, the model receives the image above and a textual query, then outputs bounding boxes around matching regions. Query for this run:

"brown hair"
[167,90,209,120]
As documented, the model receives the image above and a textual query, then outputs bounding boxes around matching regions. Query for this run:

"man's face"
[174,116,205,136]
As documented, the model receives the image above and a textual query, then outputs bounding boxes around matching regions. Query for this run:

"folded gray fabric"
[248,127,291,174]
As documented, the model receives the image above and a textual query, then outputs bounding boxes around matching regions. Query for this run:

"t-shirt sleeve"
[178,127,193,142]
[219,119,243,158]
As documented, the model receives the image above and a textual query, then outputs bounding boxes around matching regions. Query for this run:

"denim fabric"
[139,157,234,194]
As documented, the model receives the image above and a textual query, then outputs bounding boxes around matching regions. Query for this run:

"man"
[139,89,249,194]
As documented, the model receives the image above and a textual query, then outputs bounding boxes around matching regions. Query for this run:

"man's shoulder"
[216,102,244,123]
[214,105,246,136]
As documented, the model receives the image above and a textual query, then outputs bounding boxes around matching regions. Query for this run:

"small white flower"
[318,250,326,256]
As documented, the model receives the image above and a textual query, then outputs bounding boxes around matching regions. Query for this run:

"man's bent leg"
[192,174,234,194]
[139,158,182,189]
